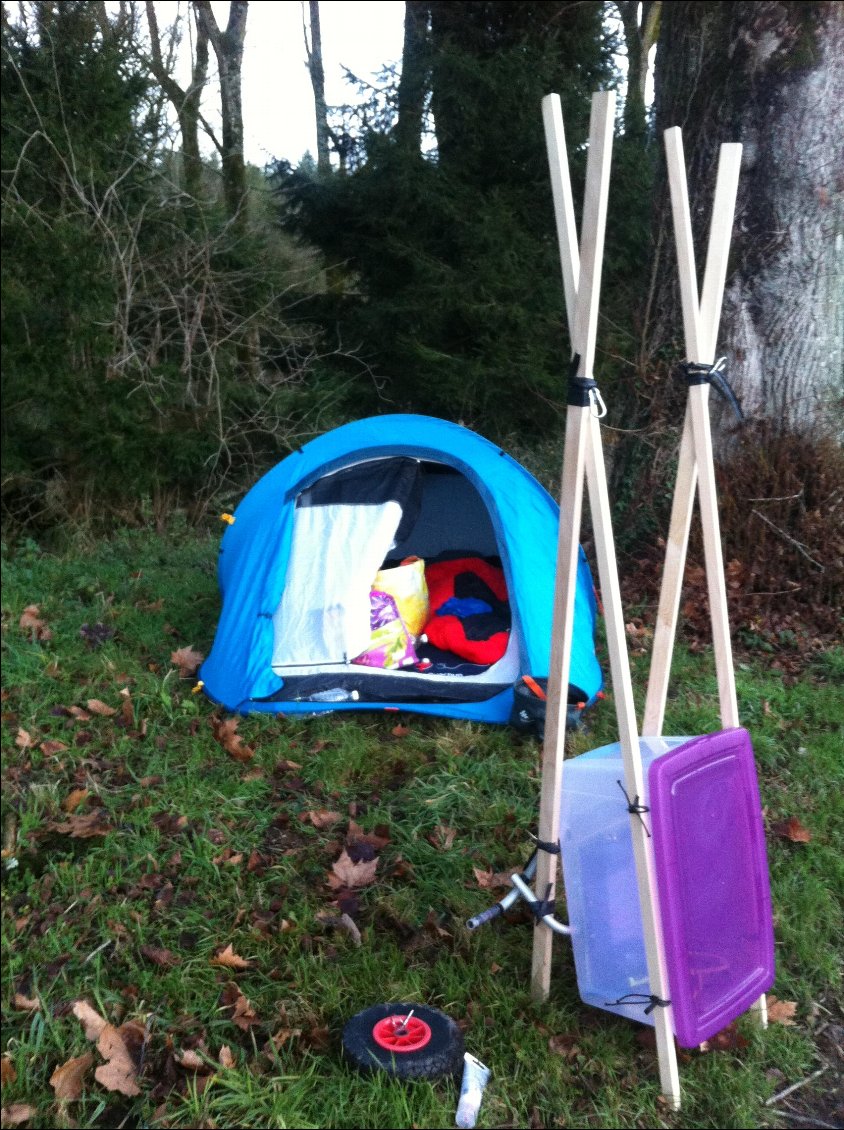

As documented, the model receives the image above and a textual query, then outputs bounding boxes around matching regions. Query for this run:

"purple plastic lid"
[649,728,775,1047]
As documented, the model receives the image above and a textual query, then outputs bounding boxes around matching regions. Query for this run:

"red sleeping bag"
[423,557,511,665]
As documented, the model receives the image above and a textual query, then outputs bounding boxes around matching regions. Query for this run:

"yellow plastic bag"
[372,556,429,638]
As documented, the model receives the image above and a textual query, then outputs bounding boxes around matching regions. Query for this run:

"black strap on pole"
[567,352,598,407]
[604,993,671,1014]
[679,358,745,423]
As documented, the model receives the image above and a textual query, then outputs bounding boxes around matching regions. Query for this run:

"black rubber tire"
[341,1002,465,1080]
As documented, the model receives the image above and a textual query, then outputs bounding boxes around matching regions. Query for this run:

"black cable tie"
[678,358,745,423]
[616,779,652,838]
[604,993,671,1014]
[529,883,556,922]
[531,836,561,856]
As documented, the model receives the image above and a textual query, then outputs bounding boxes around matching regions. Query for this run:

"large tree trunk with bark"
[194,0,248,226]
[648,1,843,442]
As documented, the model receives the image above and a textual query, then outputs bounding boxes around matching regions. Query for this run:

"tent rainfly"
[200,414,602,723]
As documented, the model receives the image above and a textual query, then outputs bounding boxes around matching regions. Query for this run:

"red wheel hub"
[372,1013,432,1052]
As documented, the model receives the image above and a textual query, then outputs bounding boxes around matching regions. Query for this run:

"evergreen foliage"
[272,1,622,437]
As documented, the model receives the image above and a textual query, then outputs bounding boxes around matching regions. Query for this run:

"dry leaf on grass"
[49,1052,93,1100]
[71,1001,144,1097]
[40,740,68,756]
[766,996,798,1025]
[218,1046,235,1069]
[51,810,113,838]
[86,699,117,717]
[62,788,89,814]
[171,646,205,678]
[1,1103,37,1126]
[303,809,343,829]
[328,849,378,890]
[15,728,35,750]
[1,1057,17,1086]
[12,993,40,1012]
[211,944,252,970]
[211,716,254,762]
[139,945,178,968]
[67,706,92,722]
[427,823,457,851]
[772,817,812,843]
[472,866,513,892]
[20,604,52,641]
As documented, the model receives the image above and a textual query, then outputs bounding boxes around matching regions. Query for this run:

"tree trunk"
[617,1,660,140]
[304,0,331,173]
[649,1,843,441]
[194,0,248,225]
[395,1,430,156]
[145,1,209,201]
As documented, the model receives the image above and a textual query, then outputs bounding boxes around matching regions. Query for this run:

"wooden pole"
[532,90,615,1003]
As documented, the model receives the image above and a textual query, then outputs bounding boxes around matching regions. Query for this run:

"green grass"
[1,528,841,1129]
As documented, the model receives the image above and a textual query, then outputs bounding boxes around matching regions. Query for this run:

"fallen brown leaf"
[86,699,117,717]
[20,604,51,641]
[94,1020,144,1096]
[171,646,205,678]
[218,1045,235,1069]
[1,1056,17,1086]
[329,849,378,890]
[211,716,254,762]
[304,809,342,829]
[139,945,178,968]
[68,705,92,722]
[772,817,812,843]
[766,996,798,1026]
[427,823,457,851]
[1,1103,37,1126]
[14,728,35,750]
[699,1021,749,1053]
[472,866,513,892]
[72,1000,107,1040]
[175,1048,210,1072]
[12,992,40,1012]
[40,740,68,756]
[548,1033,581,1059]
[347,821,391,851]
[211,944,252,970]
[51,810,113,838]
[49,1052,93,1100]
[62,788,90,814]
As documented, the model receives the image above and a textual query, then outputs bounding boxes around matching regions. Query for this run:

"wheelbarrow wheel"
[341,1002,464,1080]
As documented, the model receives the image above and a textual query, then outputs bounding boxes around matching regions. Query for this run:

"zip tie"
[604,993,671,1014]
[616,779,652,838]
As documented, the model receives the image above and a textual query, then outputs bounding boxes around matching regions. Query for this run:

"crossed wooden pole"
[534,90,681,1106]
[532,97,768,1110]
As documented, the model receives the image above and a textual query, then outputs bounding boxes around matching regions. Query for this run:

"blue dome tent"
[200,414,602,723]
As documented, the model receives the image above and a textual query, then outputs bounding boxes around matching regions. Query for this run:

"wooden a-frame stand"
[530,98,765,1110]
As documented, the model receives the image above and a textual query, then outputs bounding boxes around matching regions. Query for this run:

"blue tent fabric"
[200,414,602,722]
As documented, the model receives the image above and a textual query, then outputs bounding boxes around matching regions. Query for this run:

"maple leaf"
[171,646,205,678]
[472,866,513,892]
[49,1052,93,1100]
[220,984,259,1031]
[772,817,812,843]
[427,823,457,851]
[86,699,117,717]
[1,1103,36,1126]
[211,944,252,970]
[62,788,89,814]
[20,604,52,641]
[329,849,379,890]
[71,1001,143,1096]
[210,716,254,762]
[766,996,798,1026]
[51,810,113,839]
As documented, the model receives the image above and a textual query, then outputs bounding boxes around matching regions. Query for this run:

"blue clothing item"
[200,414,602,722]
